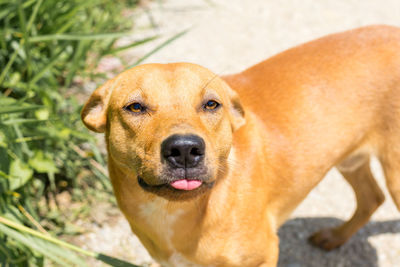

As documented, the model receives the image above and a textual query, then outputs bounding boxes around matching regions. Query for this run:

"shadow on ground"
[278,217,400,267]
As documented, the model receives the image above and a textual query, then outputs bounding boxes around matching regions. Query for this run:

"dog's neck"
[107,113,281,265]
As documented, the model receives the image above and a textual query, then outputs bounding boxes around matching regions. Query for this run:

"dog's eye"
[204,100,220,110]
[126,102,146,113]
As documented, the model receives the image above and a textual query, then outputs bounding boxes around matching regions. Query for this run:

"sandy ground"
[74,1,400,266]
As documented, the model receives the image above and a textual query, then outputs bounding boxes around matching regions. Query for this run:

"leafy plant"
[0,0,162,265]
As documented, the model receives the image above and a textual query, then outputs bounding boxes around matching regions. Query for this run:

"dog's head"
[82,63,245,199]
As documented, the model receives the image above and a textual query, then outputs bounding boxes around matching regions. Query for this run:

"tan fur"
[81,25,400,266]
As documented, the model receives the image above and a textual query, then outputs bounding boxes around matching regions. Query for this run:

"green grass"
[0,0,186,265]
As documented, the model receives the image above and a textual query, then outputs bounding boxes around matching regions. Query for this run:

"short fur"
[82,25,400,266]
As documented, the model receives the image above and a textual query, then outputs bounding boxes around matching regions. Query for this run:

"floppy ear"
[81,79,115,133]
[227,86,246,132]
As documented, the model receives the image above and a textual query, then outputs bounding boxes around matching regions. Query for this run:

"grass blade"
[30,46,66,84]
[97,254,141,267]
[28,32,133,42]
[17,0,32,81]
[0,44,20,87]
[128,29,189,68]
[26,0,43,32]
[0,105,42,115]
[105,35,159,55]
[1,118,47,125]
[0,223,86,266]
[0,216,141,267]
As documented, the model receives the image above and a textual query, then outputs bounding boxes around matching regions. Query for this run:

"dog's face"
[82,63,245,199]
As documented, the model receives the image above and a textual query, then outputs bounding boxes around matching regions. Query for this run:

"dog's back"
[224,25,400,250]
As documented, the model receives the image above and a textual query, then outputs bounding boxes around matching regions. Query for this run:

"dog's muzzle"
[158,134,208,190]
[137,134,213,198]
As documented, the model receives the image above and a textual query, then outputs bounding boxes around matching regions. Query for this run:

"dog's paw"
[308,228,347,251]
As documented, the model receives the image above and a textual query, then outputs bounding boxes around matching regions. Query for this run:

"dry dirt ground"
[73,1,400,266]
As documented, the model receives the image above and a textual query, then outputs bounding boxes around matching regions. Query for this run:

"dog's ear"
[81,79,115,133]
[227,86,246,132]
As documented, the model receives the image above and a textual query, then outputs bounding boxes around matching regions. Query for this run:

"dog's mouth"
[138,176,214,200]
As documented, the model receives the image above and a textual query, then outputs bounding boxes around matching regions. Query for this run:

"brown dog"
[81,25,400,266]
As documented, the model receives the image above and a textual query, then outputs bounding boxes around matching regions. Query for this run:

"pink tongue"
[170,179,202,190]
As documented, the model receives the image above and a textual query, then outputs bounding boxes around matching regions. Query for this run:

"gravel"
[74,1,400,266]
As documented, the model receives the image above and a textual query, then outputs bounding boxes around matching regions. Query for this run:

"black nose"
[161,134,205,168]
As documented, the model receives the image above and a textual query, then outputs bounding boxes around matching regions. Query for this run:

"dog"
[81,25,400,266]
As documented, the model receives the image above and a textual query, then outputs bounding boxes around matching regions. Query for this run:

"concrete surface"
[75,1,400,266]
